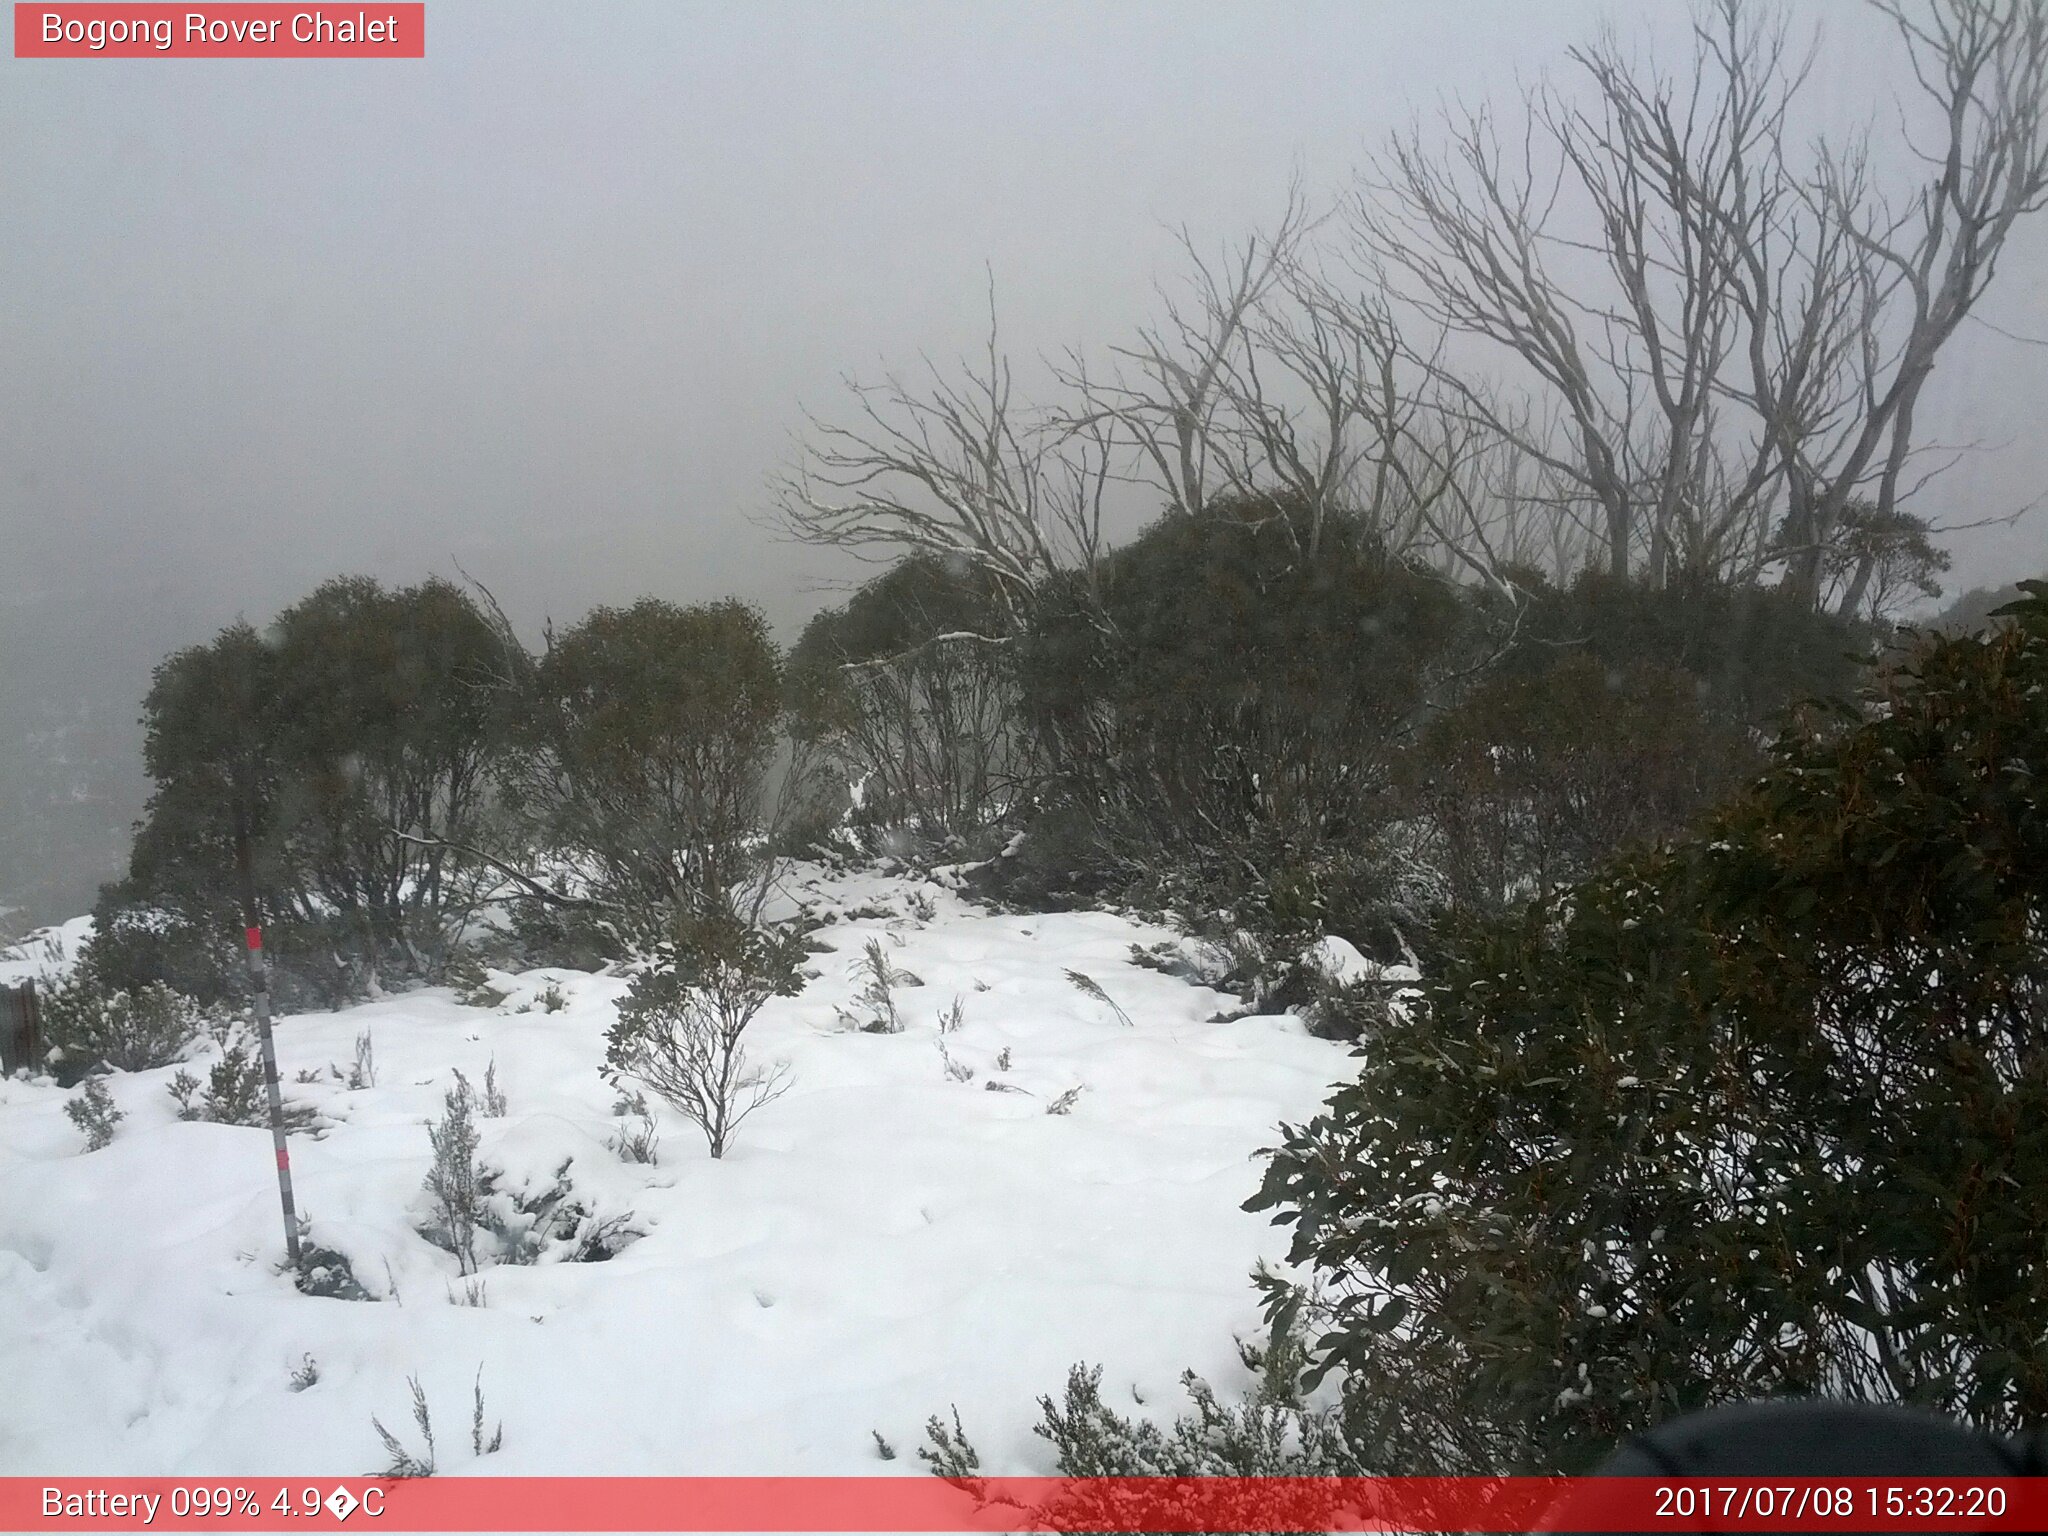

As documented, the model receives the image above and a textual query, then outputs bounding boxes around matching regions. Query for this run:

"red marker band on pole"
[231,794,302,1273]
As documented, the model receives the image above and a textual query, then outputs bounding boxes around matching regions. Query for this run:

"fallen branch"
[385,831,613,912]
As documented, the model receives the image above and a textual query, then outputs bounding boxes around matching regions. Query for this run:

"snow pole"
[233,800,303,1273]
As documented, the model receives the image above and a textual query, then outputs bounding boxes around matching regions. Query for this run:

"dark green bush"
[267,576,508,973]
[1012,495,1471,956]
[1506,569,1873,724]
[789,555,1025,853]
[81,887,243,1010]
[1404,651,1755,915]
[117,579,510,991]
[1249,584,2048,1470]
[526,598,782,924]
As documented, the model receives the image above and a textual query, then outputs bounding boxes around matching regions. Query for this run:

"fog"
[4,0,2047,923]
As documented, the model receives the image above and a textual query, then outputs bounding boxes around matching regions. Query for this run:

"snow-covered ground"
[0,866,1347,1476]
[0,912,92,988]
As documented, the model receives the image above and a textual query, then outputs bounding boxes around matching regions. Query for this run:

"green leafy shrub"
[265,576,510,978]
[523,598,783,925]
[1507,569,1873,724]
[119,581,511,996]
[1405,652,1755,915]
[1248,585,2048,1470]
[80,892,243,1012]
[1012,494,1470,959]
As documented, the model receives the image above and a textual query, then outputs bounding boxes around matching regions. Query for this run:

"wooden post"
[0,980,33,1075]
[19,977,37,1075]
[233,797,303,1272]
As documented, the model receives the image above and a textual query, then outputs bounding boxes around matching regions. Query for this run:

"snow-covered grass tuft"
[345,1030,375,1091]
[606,1090,660,1165]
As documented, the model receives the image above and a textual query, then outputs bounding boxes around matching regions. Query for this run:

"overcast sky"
[4,0,2047,720]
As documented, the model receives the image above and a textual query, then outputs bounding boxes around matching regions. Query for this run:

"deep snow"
[0,866,1348,1477]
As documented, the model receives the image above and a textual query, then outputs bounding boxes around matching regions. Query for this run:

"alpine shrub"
[1248,584,2048,1470]
[64,1076,123,1150]
[607,910,805,1158]
[920,1332,1366,1529]
[40,975,202,1079]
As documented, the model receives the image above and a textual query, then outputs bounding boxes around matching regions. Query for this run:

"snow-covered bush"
[422,1079,485,1274]
[606,911,803,1159]
[484,1158,640,1265]
[63,1076,123,1150]
[294,1237,370,1301]
[1295,938,1422,1044]
[167,1030,265,1125]
[921,1333,1363,1528]
[40,975,203,1079]
[421,1078,638,1269]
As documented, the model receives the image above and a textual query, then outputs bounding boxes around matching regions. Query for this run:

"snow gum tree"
[101,578,510,1002]
[516,599,783,932]
[788,554,1027,852]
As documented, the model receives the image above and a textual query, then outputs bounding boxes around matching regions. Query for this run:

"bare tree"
[1781,0,2048,603]
[774,186,1535,601]
[1055,187,1315,527]
[773,293,1112,632]
[1349,0,2048,608]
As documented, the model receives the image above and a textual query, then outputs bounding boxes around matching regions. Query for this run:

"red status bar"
[4,1475,2042,1532]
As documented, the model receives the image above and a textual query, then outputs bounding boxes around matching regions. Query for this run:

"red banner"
[13,4,424,57]
[2,1476,2042,1532]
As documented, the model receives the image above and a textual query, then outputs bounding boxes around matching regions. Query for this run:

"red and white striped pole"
[233,800,302,1272]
